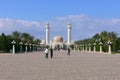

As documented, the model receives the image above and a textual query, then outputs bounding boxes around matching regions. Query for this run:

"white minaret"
[46,22,50,45]
[67,22,72,44]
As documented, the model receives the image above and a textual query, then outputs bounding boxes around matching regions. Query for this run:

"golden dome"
[53,36,63,42]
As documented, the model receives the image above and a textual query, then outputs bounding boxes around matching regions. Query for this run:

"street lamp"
[19,41,23,52]
[107,40,112,54]
[80,44,83,51]
[85,44,88,51]
[25,43,28,53]
[32,44,35,51]
[29,43,32,52]
[11,40,16,54]
[83,44,85,51]
[88,43,91,52]
[93,43,96,52]
[99,42,103,53]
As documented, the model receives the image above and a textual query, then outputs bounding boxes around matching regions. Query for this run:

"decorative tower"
[46,22,50,45]
[67,22,72,45]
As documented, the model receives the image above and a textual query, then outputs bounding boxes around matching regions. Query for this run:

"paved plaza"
[0,51,120,80]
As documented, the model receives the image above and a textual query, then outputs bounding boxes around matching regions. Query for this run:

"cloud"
[0,14,120,41]
[50,14,120,40]
[0,18,41,28]
[0,18,43,39]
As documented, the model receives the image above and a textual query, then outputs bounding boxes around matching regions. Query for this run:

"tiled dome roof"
[53,36,63,42]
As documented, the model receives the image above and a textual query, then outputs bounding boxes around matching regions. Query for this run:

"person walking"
[67,48,71,55]
[50,48,53,58]
[45,48,49,58]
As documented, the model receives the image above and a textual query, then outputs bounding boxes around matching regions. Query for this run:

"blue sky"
[0,0,120,41]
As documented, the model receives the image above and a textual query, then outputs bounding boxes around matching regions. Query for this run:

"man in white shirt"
[45,48,49,58]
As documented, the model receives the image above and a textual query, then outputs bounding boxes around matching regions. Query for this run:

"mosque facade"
[40,22,74,50]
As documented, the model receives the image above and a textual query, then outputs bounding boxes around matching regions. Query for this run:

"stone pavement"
[0,51,120,80]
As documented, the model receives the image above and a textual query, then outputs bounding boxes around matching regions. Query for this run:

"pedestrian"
[45,48,49,58]
[50,48,53,58]
[67,48,71,55]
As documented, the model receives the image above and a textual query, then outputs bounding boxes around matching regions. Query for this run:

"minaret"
[46,22,50,45]
[67,22,72,44]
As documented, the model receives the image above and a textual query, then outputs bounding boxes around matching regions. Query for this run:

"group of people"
[44,48,71,59]
[45,48,53,59]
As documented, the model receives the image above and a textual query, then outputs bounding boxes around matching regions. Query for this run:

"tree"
[75,31,119,53]
[6,35,13,53]
[0,33,7,52]
[92,33,100,41]
[115,37,120,52]
[33,39,41,44]
[109,32,118,52]
[12,31,21,39]
[21,33,34,43]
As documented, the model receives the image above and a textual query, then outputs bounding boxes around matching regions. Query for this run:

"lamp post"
[107,40,112,54]
[36,44,39,51]
[88,43,91,52]
[80,45,84,51]
[29,43,32,52]
[85,44,88,51]
[93,43,96,52]
[11,40,16,54]
[34,44,37,51]
[99,42,103,53]
[19,41,23,52]
[32,44,35,51]
[82,44,85,51]
[25,43,28,53]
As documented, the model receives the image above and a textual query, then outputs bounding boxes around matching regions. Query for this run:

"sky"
[0,0,120,41]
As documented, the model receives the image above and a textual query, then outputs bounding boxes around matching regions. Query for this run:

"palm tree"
[21,33,34,43]
[12,31,21,40]
[108,32,118,52]
[33,39,41,44]
[92,33,100,41]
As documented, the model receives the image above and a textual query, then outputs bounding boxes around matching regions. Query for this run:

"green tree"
[115,37,120,52]
[108,32,118,52]
[33,39,41,44]
[6,35,13,53]
[12,31,21,39]
[21,33,34,43]
[0,33,7,52]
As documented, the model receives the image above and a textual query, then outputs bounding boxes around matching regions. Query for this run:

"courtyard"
[0,51,120,80]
